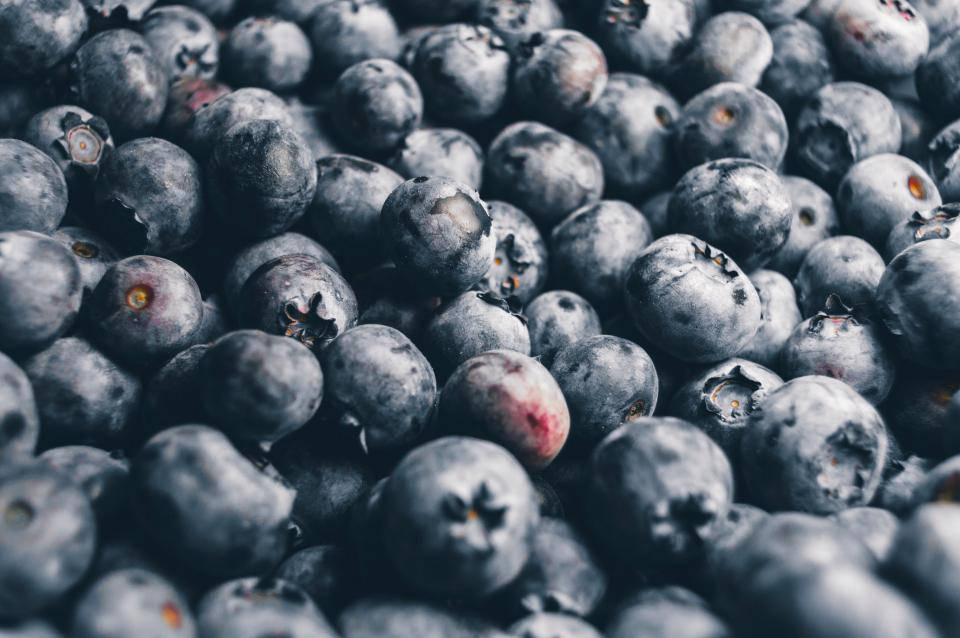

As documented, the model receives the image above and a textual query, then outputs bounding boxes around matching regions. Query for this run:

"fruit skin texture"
[0,352,39,461]
[184,88,295,161]
[916,30,960,122]
[596,0,698,76]
[828,0,930,81]
[39,445,128,526]
[85,255,204,369]
[202,330,324,444]
[338,598,506,638]
[439,350,569,470]
[669,158,793,272]
[222,17,312,92]
[206,119,318,239]
[23,337,141,450]
[0,231,83,355]
[70,568,197,638]
[380,176,495,298]
[761,19,835,119]
[549,335,659,453]
[309,0,402,78]
[389,127,484,191]
[766,175,840,278]
[0,462,96,620]
[141,5,219,81]
[876,240,960,371]
[132,425,295,578]
[525,290,601,366]
[53,226,120,296]
[605,587,731,638]
[0,139,68,234]
[0,0,87,79]
[623,234,762,364]
[740,375,889,514]
[586,417,734,570]
[830,506,899,562]
[509,613,601,638]
[793,235,885,317]
[885,203,960,261]
[381,436,540,599]
[739,269,802,370]
[320,324,436,455]
[480,201,548,304]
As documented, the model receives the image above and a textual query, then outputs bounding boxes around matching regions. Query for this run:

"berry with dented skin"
[0,352,39,461]
[525,290,601,366]
[587,417,734,569]
[438,350,569,470]
[738,270,802,371]
[766,176,840,279]
[0,0,87,79]
[141,5,219,81]
[740,375,889,513]
[380,176,494,297]
[624,234,762,364]
[86,255,203,369]
[0,139,68,234]
[793,236,885,317]
[596,0,698,76]
[885,203,960,261]
[239,254,358,354]
[381,436,540,599]
[480,201,548,304]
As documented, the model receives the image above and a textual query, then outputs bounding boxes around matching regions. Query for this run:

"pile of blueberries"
[4,0,960,635]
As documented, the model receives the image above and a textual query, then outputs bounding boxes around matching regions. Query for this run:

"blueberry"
[396,0,480,21]
[511,30,607,126]
[910,454,960,506]
[574,73,679,200]
[916,32,960,122]
[52,228,123,307]
[71,568,195,638]
[381,436,539,598]
[595,0,698,76]
[836,153,941,248]
[184,88,295,161]
[275,545,357,618]
[719,0,812,25]
[238,253,358,353]
[23,337,140,449]
[354,265,441,342]
[587,417,733,569]
[913,0,960,44]
[331,59,422,155]
[639,190,672,238]
[761,20,835,119]
[669,159,793,271]
[269,432,376,543]
[793,235,885,317]
[93,137,203,255]
[381,176,494,297]
[0,462,96,620]
[670,11,773,98]
[222,232,339,320]
[223,17,312,92]
[69,30,168,141]
[525,290,601,366]
[738,269,802,370]
[0,352,39,461]
[306,154,402,271]
[605,587,731,638]
[675,83,788,171]
[550,200,653,315]
[828,0,929,80]
[702,502,769,591]
[926,117,960,203]
[86,255,204,368]
[411,24,511,124]
[201,330,323,443]
[476,0,564,50]
[669,358,783,462]
[133,425,295,577]
[39,446,127,529]
[140,5,218,81]
[493,517,606,619]
[22,105,114,211]
[876,240,960,370]
[320,324,436,455]
[339,598,504,638]
[893,97,939,164]
[623,235,762,364]
[78,0,154,25]
[887,504,960,635]
[388,127,484,191]
[486,121,604,228]
[309,0,402,79]
[509,613,602,638]
[549,335,658,452]
[886,201,960,261]
[874,454,935,513]
[793,81,901,189]
[140,343,207,437]
[160,76,231,145]
[0,0,87,79]
[740,375,889,513]
[0,82,51,138]
[399,24,439,70]
[766,175,840,279]
[196,293,229,344]
[439,350,568,469]
[480,201,548,303]
[0,231,82,354]
[829,506,899,562]
[882,366,960,457]
[197,577,337,638]
[423,291,530,380]
[780,295,896,403]
[0,139,69,234]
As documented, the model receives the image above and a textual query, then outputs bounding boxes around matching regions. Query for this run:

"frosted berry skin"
[761,20,835,120]
[917,31,960,122]
[388,128,484,191]
[876,240,960,371]
[586,417,734,570]
[595,0,698,76]
[623,234,762,364]
[793,235,885,317]
[141,5,219,81]
[476,0,564,50]
[510,613,602,638]
[222,17,312,93]
[0,139,69,234]
[738,270,802,371]
[828,0,930,81]
[380,176,495,298]
[606,588,731,638]
[438,350,570,470]
[480,201,548,304]
[766,176,840,279]
[184,88,295,161]
[86,255,204,369]
[0,0,87,79]
[740,375,889,514]
[309,0,402,79]
[0,352,39,461]
[885,203,960,261]
[525,290,602,366]
[381,436,540,599]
